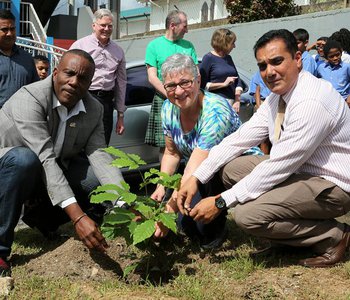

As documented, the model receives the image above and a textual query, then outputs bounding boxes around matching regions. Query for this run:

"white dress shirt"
[193,70,350,208]
[52,94,86,209]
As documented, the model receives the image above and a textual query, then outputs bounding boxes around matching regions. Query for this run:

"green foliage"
[90,148,181,248]
[225,0,301,24]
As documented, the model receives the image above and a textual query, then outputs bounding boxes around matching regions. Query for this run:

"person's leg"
[233,174,350,254]
[64,154,105,224]
[178,174,227,248]
[95,97,114,145]
[0,147,42,258]
[22,154,104,235]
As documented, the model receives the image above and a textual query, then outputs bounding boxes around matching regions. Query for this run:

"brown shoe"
[298,225,350,268]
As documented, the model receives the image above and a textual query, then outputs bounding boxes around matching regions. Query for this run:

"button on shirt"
[0,45,39,107]
[69,34,127,112]
[53,93,86,208]
[193,70,350,207]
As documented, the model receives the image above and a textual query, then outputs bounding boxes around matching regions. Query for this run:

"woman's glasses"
[163,78,194,92]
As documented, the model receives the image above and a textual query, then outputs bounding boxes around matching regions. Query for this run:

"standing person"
[293,28,317,75]
[0,49,125,278]
[200,28,243,113]
[33,54,50,80]
[70,8,126,145]
[0,9,38,108]
[316,39,350,107]
[145,10,197,158]
[177,29,350,268]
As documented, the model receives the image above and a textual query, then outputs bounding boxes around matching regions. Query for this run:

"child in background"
[307,36,328,66]
[316,39,350,107]
[33,55,50,80]
[330,29,350,64]
[249,71,272,154]
[249,71,271,109]
[293,28,317,75]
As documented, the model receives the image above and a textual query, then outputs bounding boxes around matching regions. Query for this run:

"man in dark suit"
[0,49,124,277]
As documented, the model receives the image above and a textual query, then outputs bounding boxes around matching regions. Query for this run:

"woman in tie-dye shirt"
[151,53,261,249]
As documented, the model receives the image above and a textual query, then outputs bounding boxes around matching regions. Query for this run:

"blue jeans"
[0,147,101,258]
[0,147,42,258]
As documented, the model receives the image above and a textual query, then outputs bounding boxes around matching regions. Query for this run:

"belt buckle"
[96,90,104,97]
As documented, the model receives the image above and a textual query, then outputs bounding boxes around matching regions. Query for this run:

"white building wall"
[149,0,228,31]
[120,19,149,37]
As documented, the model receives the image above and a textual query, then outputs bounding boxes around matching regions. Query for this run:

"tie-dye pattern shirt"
[161,90,241,161]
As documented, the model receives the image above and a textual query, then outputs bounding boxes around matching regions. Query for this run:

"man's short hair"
[211,28,236,54]
[61,49,95,68]
[0,9,15,20]
[165,10,187,29]
[254,29,298,58]
[93,8,114,23]
[33,54,49,64]
[323,39,343,58]
[293,28,309,42]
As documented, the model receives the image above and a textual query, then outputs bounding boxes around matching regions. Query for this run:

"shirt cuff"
[58,197,77,209]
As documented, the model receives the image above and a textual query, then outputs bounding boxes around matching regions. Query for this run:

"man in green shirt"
[144,10,197,150]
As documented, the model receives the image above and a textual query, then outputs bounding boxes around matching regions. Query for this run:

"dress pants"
[0,147,102,258]
[90,92,114,145]
[221,155,350,254]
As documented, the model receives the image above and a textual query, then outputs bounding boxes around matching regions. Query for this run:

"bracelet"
[72,213,87,226]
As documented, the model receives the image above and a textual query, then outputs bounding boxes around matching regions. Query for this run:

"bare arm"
[255,85,262,108]
[147,66,167,98]
[151,136,182,202]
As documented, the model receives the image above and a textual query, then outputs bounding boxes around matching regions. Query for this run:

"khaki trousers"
[221,156,350,254]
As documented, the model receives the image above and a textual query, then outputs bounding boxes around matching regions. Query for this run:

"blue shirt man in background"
[0,9,38,108]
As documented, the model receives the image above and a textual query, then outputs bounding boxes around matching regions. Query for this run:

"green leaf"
[128,153,147,166]
[123,262,139,278]
[120,192,137,205]
[90,192,118,204]
[91,184,120,193]
[132,220,155,245]
[134,202,154,219]
[158,212,177,234]
[100,226,117,240]
[103,209,134,225]
[128,221,138,236]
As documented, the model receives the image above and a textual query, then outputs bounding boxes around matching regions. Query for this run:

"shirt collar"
[52,92,86,117]
[92,33,110,47]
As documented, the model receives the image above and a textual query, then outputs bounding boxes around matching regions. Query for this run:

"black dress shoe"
[298,224,350,268]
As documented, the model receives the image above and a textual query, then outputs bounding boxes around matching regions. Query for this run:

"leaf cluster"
[225,0,301,24]
[90,148,181,247]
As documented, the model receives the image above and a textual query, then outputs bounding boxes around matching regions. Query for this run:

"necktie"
[274,97,286,142]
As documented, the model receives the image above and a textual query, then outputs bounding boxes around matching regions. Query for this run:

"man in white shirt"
[176,29,350,268]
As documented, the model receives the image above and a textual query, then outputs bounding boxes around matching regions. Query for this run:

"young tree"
[225,0,301,24]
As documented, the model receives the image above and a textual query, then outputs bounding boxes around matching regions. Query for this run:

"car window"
[126,65,155,106]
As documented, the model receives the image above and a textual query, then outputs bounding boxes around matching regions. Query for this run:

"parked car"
[109,60,254,173]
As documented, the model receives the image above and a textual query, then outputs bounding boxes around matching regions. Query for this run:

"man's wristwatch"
[215,196,227,210]
[117,111,124,118]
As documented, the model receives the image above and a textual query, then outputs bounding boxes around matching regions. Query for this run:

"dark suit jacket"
[0,75,123,205]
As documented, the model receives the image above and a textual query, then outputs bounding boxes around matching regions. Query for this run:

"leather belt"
[89,89,114,98]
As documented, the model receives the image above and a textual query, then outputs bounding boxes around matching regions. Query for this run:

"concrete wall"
[116,8,350,75]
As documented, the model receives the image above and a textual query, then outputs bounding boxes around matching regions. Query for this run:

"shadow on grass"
[11,225,72,267]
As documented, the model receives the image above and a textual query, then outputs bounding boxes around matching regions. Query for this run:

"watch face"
[215,197,226,209]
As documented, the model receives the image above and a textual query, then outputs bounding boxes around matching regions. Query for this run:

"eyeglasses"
[163,78,195,92]
[0,26,15,34]
[95,23,113,29]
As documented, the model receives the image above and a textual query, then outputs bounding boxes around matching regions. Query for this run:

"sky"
[54,0,145,15]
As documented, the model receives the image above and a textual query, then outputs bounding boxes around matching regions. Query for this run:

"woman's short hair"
[161,54,198,81]
[211,28,236,54]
